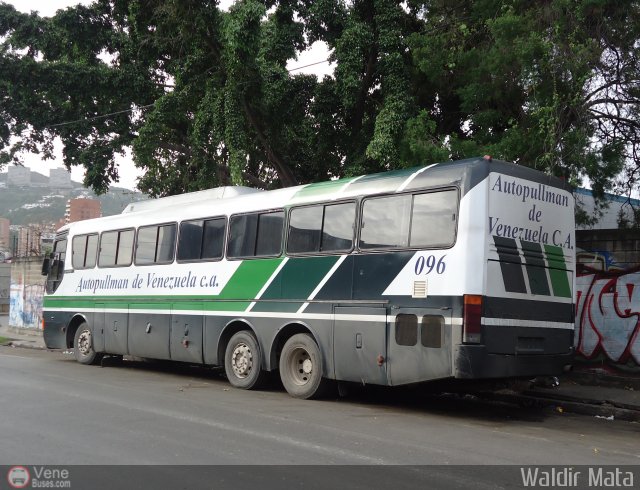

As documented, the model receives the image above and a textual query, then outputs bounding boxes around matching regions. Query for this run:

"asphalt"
[1,314,639,421]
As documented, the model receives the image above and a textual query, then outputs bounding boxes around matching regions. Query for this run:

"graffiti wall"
[9,257,46,330]
[575,229,640,372]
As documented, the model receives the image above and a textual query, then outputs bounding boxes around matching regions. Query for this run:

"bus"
[42,156,575,399]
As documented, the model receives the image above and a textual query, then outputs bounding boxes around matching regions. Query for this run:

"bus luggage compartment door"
[388,308,452,385]
[128,304,171,359]
[170,304,204,364]
[99,304,129,355]
[333,306,388,385]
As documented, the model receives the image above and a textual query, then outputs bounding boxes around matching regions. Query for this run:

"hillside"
[0,171,146,226]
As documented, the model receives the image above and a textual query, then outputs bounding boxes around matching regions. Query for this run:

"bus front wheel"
[73,323,102,365]
[279,333,329,399]
[224,331,266,390]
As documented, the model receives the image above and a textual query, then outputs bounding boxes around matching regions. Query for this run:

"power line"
[287,58,331,72]
[46,103,155,129]
[41,58,332,130]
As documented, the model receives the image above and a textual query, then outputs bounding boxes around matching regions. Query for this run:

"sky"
[5,0,333,191]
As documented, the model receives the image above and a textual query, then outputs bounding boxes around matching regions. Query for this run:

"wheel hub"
[78,330,92,356]
[288,348,314,385]
[231,343,252,378]
[301,359,313,374]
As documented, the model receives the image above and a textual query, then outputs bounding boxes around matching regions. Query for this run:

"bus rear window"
[360,189,457,250]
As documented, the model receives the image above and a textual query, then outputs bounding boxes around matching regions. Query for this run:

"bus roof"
[57,157,571,235]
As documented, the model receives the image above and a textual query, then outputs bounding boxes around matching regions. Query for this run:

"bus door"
[387,308,453,385]
[99,303,129,355]
[333,306,388,385]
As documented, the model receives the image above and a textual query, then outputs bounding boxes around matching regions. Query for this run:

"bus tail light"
[463,294,482,344]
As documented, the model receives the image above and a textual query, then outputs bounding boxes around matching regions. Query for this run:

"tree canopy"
[1,0,638,205]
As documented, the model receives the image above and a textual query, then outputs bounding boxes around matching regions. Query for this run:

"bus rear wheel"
[279,333,330,399]
[73,322,102,365]
[224,331,266,390]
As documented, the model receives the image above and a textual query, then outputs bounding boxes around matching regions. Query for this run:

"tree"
[0,1,159,193]
[405,0,640,201]
[1,0,639,206]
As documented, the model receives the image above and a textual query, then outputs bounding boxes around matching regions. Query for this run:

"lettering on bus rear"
[488,174,573,250]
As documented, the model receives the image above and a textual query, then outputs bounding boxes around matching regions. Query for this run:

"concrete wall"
[9,257,46,330]
[575,229,640,373]
[0,263,9,313]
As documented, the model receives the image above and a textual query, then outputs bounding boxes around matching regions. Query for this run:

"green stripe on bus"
[251,256,339,312]
[291,177,357,200]
[216,258,284,299]
[543,244,572,298]
[43,297,252,312]
[260,255,340,300]
[43,259,283,310]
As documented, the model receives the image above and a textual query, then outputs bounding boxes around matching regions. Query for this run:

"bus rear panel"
[455,168,574,379]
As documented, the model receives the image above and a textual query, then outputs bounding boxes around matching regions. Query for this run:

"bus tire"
[73,322,102,365]
[279,333,329,399]
[224,331,266,390]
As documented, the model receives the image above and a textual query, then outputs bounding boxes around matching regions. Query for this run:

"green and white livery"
[43,157,575,398]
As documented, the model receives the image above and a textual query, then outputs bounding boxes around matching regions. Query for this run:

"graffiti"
[575,266,640,370]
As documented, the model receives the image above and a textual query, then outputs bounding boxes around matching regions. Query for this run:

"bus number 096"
[414,255,446,275]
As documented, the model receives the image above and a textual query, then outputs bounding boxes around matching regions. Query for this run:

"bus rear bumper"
[454,345,574,379]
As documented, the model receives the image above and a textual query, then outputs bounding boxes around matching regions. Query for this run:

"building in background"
[65,198,101,223]
[49,168,73,189]
[7,166,31,187]
[0,217,9,251]
[12,223,58,258]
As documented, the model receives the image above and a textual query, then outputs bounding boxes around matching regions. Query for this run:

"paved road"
[1,346,638,470]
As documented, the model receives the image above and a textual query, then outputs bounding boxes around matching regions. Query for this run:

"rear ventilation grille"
[412,281,428,298]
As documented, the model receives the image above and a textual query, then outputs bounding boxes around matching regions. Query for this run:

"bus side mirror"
[41,254,53,276]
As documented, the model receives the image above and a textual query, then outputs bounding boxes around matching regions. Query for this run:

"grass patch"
[0,336,13,345]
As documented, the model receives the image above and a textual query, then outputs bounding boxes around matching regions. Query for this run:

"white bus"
[42,157,575,399]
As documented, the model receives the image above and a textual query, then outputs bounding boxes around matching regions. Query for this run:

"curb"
[565,371,640,391]
[528,394,640,422]
[481,390,640,422]
[7,340,46,350]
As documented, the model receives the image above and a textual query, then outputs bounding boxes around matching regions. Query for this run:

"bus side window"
[135,223,176,265]
[287,202,355,254]
[360,189,458,250]
[228,210,284,259]
[72,234,98,269]
[360,195,411,249]
[321,202,354,252]
[177,217,225,262]
[99,229,135,267]
[288,206,322,253]
[409,190,457,248]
